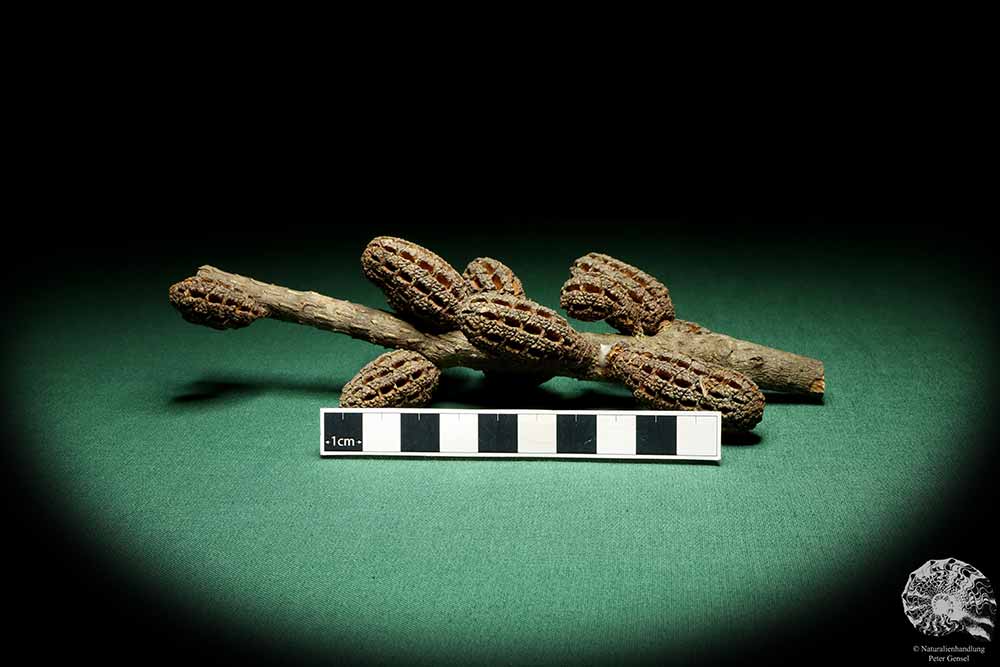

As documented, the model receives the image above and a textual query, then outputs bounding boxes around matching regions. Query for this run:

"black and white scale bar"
[321,409,721,462]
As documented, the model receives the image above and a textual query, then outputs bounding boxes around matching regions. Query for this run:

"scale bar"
[321,409,721,463]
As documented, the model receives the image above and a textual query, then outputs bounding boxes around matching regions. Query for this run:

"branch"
[194,265,824,398]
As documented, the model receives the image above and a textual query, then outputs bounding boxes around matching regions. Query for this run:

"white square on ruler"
[596,414,636,455]
[517,413,556,453]
[440,413,478,453]
[676,415,717,457]
[362,412,401,452]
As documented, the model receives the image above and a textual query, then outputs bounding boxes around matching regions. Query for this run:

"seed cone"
[168,276,269,330]
[361,236,468,332]
[459,293,596,370]
[607,344,765,431]
[561,253,674,335]
[463,257,525,296]
[339,350,441,408]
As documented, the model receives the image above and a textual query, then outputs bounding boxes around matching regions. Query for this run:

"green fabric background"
[9,230,994,663]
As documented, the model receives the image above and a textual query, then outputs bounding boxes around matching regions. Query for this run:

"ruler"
[320,409,721,463]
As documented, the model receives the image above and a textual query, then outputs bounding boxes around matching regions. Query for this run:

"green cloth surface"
[9,233,994,663]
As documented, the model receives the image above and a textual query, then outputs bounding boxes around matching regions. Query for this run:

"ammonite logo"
[902,558,996,641]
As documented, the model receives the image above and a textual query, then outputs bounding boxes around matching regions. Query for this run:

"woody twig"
[168,237,825,432]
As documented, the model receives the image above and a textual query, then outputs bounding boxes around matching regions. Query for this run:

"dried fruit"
[607,344,764,431]
[168,276,269,330]
[459,293,596,370]
[361,236,469,331]
[339,350,441,408]
[561,253,674,335]
[463,258,549,384]
[463,257,525,296]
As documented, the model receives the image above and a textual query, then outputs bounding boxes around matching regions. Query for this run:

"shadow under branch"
[165,371,764,445]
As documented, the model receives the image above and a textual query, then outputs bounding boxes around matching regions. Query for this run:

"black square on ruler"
[556,414,597,454]
[324,412,363,452]
[401,413,440,452]
[478,414,517,453]
[636,415,676,455]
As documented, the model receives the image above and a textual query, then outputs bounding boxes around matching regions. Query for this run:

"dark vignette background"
[2,217,997,666]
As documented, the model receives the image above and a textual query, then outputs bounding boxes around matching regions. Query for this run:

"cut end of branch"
[809,373,826,395]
